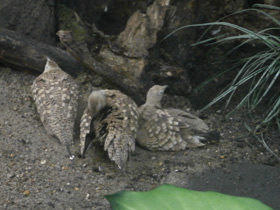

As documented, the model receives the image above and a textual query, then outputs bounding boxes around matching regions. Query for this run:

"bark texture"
[0,28,81,76]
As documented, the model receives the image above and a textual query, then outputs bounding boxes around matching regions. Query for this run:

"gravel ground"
[0,67,279,209]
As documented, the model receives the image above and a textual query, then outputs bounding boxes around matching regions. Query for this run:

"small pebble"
[23,190,30,196]
[47,202,55,208]
[7,173,15,179]
[166,71,172,76]
[62,166,69,170]
[40,160,46,165]
[98,166,103,172]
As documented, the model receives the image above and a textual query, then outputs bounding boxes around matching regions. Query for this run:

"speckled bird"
[80,89,139,169]
[31,58,79,158]
[137,85,219,151]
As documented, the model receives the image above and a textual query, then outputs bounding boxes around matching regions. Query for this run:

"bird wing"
[103,89,138,168]
[56,72,79,120]
[31,76,54,135]
[91,89,138,169]
[31,70,78,150]
[166,108,209,133]
[80,107,95,157]
[46,72,78,148]
[137,107,188,151]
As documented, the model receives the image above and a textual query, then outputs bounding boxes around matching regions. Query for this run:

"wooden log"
[0,27,81,76]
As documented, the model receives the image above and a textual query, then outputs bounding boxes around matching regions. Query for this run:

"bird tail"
[198,131,221,144]
[104,132,135,169]
[57,130,75,159]
[185,131,220,148]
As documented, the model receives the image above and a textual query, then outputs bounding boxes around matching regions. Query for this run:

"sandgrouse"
[31,58,79,158]
[80,89,139,169]
[137,85,218,151]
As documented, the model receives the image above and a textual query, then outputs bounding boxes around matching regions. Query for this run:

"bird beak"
[163,85,168,90]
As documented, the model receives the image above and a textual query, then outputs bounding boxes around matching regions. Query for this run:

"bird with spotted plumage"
[137,85,219,151]
[80,89,139,169]
[31,58,79,159]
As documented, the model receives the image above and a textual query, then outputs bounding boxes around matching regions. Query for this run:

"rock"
[23,190,30,196]
[0,0,56,45]
[116,0,170,58]
[99,47,146,81]
[161,171,189,187]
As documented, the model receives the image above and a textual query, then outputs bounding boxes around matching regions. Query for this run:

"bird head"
[88,90,106,114]
[146,85,168,108]
[44,57,60,73]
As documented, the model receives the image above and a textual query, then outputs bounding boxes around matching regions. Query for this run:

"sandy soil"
[0,66,279,210]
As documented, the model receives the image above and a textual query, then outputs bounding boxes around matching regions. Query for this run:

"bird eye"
[159,90,164,95]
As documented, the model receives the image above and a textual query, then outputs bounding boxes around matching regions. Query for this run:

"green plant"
[163,4,280,159]
[105,184,272,210]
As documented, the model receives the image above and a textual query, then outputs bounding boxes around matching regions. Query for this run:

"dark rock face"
[74,0,151,35]
[0,0,56,45]
[54,0,280,99]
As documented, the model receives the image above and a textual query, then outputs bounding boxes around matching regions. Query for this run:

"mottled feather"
[137,85,218,151]
[31,58,79,158]
[80,89,138,169]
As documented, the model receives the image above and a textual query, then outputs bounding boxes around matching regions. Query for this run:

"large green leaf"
[105,184,272,210]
